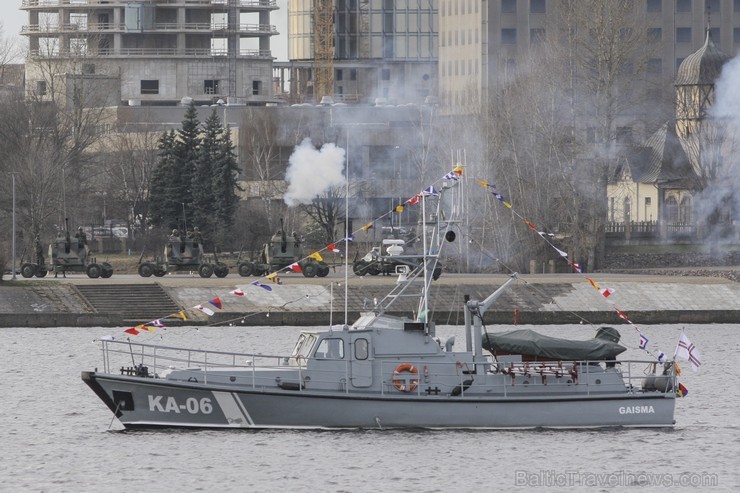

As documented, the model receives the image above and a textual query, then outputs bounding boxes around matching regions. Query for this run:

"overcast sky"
[5,0,289,61]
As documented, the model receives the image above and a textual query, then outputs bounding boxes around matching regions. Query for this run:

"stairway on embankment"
[74,284,181,323]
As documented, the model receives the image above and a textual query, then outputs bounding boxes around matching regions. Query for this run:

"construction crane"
[313,0,334,102]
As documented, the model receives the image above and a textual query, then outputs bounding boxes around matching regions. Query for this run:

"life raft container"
[392,364,419,392]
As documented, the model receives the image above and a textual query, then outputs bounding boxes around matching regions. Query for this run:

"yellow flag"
[171,310,187,321]
[309,251,324,262]
[453,164,463,175]
[478,180,489,188]
[361,222,374,231]
[395,205,404,213]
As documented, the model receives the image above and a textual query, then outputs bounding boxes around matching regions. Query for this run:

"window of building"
[36,80,47,96]
[647,0,661,12]
[623,197,631,222]
[705,0,720,15]
[381,68,391,80]
[204,79,219,94]
[82,63,95,75]
[645,197,652,206]
[501,28,517,44]
[676,58,685,72]
[530,28,545,44]
[676,0,691,12]
[140,80,159,95]
[676,27,691,43]
[252,80,261,95]
[735,27,740,44]
[647,58,662,75]
[336,69,343,81]
[665,196,679,223]
[502,0,516,13]
[648,27,662,42]
[709,27,720,42]
[736,0,740,13]
[350,69,357,80]
[530,0,546,13]
[616,126,632,144]
[679,197,692,223]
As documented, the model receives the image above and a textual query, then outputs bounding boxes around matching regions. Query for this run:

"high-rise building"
[439,0,740,113]
[280,0,438,105]
[21,0,279,106]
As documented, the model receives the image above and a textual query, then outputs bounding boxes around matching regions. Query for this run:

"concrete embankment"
[1,272,739,327]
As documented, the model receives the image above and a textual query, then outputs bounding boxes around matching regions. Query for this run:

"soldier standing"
[75,227,87,247]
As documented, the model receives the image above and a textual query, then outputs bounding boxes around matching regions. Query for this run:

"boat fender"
[451,379,474,397]
[392,364,419,392]
[278,381,304,391]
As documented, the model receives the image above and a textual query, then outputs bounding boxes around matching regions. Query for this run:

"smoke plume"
[284,138,346,206]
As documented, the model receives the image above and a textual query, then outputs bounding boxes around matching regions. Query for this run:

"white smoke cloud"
[711,55,740,123]
[284,138,346,206]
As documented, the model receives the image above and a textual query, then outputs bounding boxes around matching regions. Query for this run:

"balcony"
[22,22,277,36]
[22,0,278,9]
[30,47,274,58]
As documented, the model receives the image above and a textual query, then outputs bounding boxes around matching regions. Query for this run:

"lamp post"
[11,172,17,280]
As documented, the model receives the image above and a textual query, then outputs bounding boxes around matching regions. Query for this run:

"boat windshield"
[290,333,317,360]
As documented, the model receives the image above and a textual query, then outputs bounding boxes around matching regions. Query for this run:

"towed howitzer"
[137,229,229,278]
[21,219,114,279]
[236,219,330,278]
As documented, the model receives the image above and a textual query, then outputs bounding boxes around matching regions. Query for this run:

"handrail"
[23,0,278,8]
[99,340,675,398]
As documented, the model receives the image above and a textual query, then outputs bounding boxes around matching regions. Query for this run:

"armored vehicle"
[138,229,228,278]
[237,220,329,278]
[21,223,113,279]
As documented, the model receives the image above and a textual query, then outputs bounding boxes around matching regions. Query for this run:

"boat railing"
[98,340,675,397]
[99,339,288,383]
[376,358,677,398]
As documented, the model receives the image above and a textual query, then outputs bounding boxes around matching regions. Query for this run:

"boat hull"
[83,371,676,429]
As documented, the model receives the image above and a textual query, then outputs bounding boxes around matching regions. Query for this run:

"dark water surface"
[2,324,738,492]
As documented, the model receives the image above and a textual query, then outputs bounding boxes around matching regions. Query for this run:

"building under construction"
[21,0,280,106]
[279,0,438,105]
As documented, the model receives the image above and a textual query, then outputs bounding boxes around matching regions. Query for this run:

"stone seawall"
[2,272,740,327]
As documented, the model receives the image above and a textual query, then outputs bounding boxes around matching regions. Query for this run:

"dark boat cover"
[482,328,627,361]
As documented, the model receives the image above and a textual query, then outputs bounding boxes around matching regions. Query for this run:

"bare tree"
[239,108,282,232]
[99,127,160,240]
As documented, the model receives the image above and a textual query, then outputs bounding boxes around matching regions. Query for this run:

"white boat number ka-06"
[149,395,213,414]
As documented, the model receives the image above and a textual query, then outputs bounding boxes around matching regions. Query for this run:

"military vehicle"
[352,226,442,279]
[21,221,113,279]
[138,229,228,278]
[237,219,329,278]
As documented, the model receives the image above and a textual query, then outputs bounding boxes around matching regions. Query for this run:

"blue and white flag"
[251,280,273,291]
[422,186,439,196]
[639,334,649,350]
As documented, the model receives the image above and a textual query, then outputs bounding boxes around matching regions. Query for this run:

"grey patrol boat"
[82,183,677,429]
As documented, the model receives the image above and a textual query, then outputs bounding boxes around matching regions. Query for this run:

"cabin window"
[290,334,317,361]
[315,338,345,359]
[354,338,369,360]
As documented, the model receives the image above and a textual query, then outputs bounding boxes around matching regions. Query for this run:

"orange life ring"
[392,364,419,392]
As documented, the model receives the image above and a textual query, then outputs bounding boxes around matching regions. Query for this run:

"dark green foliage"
[148,130,178,228]
[173,103,201,229]
[148,105,240,246]
[191,110,220,238]
[212,122,241,242]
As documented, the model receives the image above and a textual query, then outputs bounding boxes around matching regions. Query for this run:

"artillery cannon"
[352,226,441,280]
[237,219,329,278]
[138,229,229,278]
[21,221,113,279]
